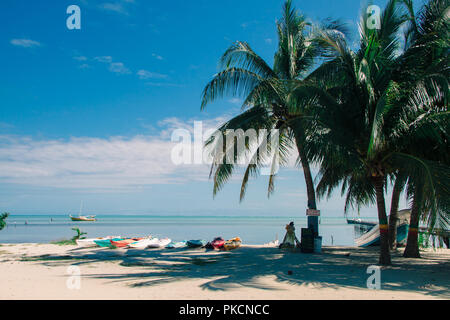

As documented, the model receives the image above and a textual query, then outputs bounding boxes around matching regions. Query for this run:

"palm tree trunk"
[294,132,318,236]
[403,189,421,258]
[388,180,402,250]
[372,176,391,265]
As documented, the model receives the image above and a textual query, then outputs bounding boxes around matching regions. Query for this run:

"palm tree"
[292,0,412,265]
[388,172,406,250]
[201,0,346,235]
[0,212,9,231]
[294,0,449,264]
[393,0,450,257]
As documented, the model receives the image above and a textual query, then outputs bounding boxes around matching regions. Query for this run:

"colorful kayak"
[128,237,153,249]
[76,236,119,247]
[211,237,225,249]
[147,238,171,248]
[94,238,123,247]
[110,238,143,248]
[223,237,242,250]
[187,239,207,248]
[166,240,187,249]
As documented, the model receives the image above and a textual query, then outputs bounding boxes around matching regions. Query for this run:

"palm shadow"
[27,245,450,298]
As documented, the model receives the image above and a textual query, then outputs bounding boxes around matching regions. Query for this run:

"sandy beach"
[0,243,448,300]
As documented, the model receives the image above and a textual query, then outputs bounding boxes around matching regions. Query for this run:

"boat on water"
[166,240,187,249]
[223,237,242,250]
[70,215,96,222]
[69,201,96,221]
[346,218,376,227]
[187,239,207,248]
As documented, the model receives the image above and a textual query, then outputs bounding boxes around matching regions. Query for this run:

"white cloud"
[0,116,232,190]
[98,0,136,15]
[10,39,41,48]
[0,114,303,192]
[228,98,243,105]
[137,70,168,79]
[94,56,113,63]
[152,53,164,60]
[73,56,87,61]
[109,62,131,74]
[0,134,207,190]
[94,56,130,74]
[99,3,128,15]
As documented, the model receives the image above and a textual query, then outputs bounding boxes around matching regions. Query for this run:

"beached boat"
[210,237,225,249]
[187,239,207,248]
[94,238,123,247]
[147,238,171,248]
[70,201,96,221]
[110,238,143,248]
[223,237,242,250]
[76,236,119,247]
[166,240,187,249]
[127,237,153,249]
[355,223,409,247]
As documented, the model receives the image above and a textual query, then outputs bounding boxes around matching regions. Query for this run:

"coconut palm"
[291,0,412,265]
[0,212,9,231]
[291,0,449,264]
[201,0,346,235]
[387,172,407,250]
[393,0,450,257]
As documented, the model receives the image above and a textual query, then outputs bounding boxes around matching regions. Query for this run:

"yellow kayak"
[223,237,241,250]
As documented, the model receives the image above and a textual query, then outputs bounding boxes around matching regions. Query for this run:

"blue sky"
[0,0,410,216]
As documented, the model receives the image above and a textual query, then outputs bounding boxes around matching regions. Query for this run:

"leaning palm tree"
[201,0,346,234]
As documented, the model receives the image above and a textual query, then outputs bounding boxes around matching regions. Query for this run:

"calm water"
[0,215,365,246]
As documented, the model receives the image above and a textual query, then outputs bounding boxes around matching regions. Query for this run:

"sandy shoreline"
[0,243,448,300]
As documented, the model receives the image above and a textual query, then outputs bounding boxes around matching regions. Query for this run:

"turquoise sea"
[0,215,371,246]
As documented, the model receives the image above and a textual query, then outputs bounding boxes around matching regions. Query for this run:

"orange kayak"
[110,238,143,248]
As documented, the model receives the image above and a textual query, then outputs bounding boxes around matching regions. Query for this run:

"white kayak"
[147,237,171,248]
[76,236,120,247]
[128,237,154,249]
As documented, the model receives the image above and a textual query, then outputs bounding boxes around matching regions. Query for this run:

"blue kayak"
[166,240,187,249]
[187,239,207,248]
[94,238,122,247]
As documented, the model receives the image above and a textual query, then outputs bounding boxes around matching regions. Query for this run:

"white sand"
[0,243,448,300]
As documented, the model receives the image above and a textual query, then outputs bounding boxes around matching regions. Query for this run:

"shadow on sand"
[28,245,450,298]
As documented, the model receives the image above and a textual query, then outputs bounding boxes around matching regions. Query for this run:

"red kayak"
[211,237,225,249]
[110,238,143,248]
